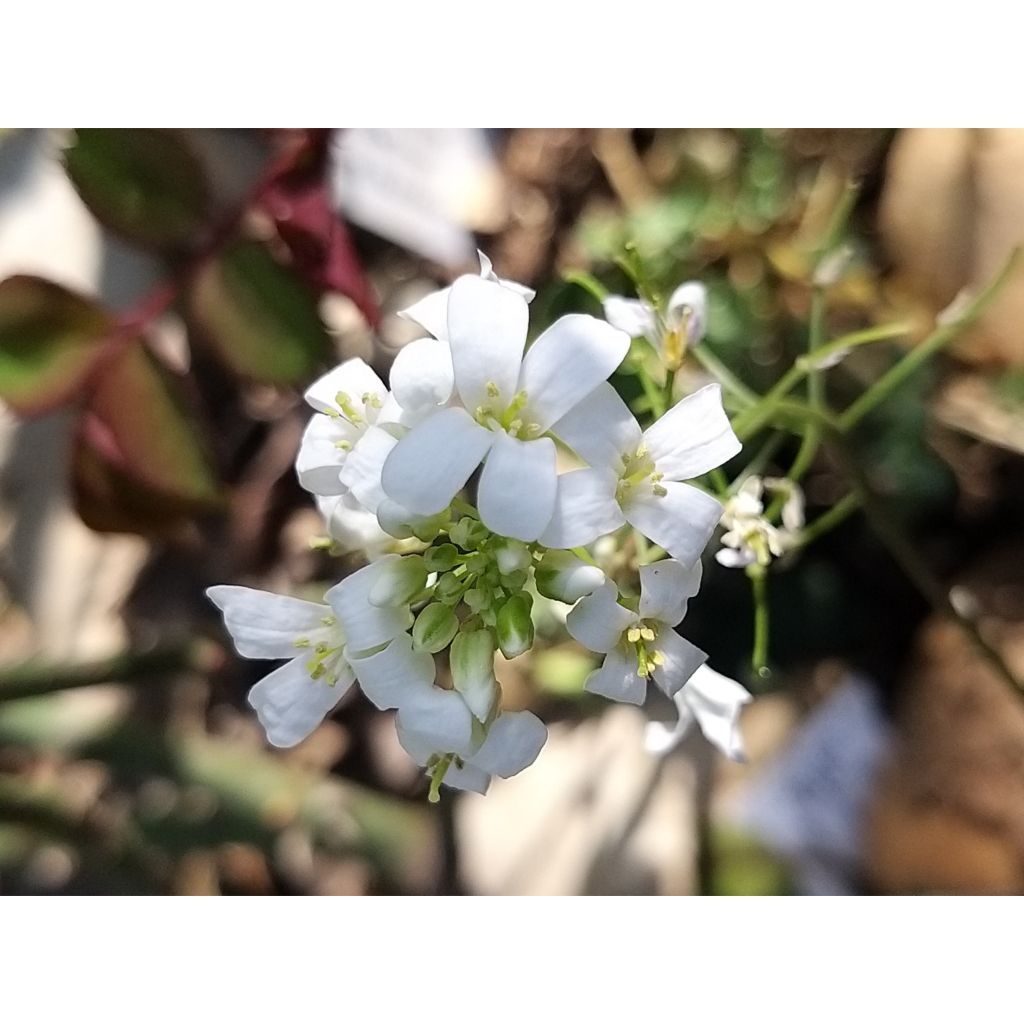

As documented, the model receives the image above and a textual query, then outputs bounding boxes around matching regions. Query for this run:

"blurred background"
[2,128,1024,895]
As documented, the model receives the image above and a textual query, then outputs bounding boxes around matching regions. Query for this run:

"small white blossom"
[716,476,804,569]
[541,382,741,568]
[315,492,405,560]
[396,684,547,796]
[603,280,707,368]
[645,663,752,761]
[567,559,706,705]
[206,586,357,748]
[381,275,630,542]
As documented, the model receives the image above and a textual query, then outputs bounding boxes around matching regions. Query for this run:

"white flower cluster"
[208,254,751,799]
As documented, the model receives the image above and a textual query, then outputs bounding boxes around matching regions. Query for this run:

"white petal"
[248,656,354,748]
[206,586,328,659]
[295,414,353,495]
[381,406,493,516]
[603,295,656,339]
[390,338,454,412]
[471,711,547,778]
[624,481,723,569]
[325,558,413,652]
[566,581,634,654]
[315,493,395,559]
[399,286,452,341]
[348,633,435,711]
[395,686,475,761]
[442,762,492,794]
[447,275,528,412]
[666,281,708,343]
[585,648,646,705]
[539,468,625,549]
[715,545,755,569]
[679,664,752,761]
[650,629,707,698]
[644,699,696,756]
[643,384,741,482]
[480,249,536,302]
[549,382,642,471]
[338,425,398,513]
[639,558,703,627]
[304,358,386,416]
[518,314,630,431]
[477,433,556,542]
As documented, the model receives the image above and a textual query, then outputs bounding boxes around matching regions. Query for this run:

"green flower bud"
[494,539,531,575]
[464,552,489,576]
[463,587,490,613]
[435,571,467,604]
[535,550,606,604]
[498,569,528,592]
[412,602,460,654]
[450,628,498,721]
[424,543,461,572]
[496,593,535,659]
[449,516,488,550]
[369,554,428,607]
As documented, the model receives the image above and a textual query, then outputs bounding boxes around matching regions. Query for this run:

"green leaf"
[0,275,115,414]
[72,344,222,533]
[189,240,333,385]
[64,129,210,247]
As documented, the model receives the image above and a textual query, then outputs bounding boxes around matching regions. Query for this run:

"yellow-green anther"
[320,615,336,626]
[653,484,668,497]
[412,602,460,654]
[335,391,365,425]
[334,440,353,451]
[640,626,656,642]
[627,626,642,643]
[486,381,500,399]
[368,554,428,607]
[496,593,534,660]
[293,637,311,648]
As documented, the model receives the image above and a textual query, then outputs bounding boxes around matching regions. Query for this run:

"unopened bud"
[496,593,535,660]
[450,629,498,722]
[412,603,460,654]
[494,539,531,575]
[424,543,460,572]
[535,550,606,604]
[369,554,428,607]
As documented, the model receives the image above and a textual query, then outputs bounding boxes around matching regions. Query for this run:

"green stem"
[795,491,862,547]
[0,643,205,703]
[663,366,677,414]
[748,566,770,678]
[562,270,609,304]
[731,322,910,441]
[839,247,1023,431]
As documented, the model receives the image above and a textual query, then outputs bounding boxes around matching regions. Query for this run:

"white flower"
[206,585,357,748]
[716,476,804,569]
[324,556,436,710]
[396,684,547,796]
[644,663,752,761]
[314,493,405,560]
[603,281,707,368]
[541,382,741,568]
[381,275,630,543]
[399,250,535,342]
[567,559,706,705]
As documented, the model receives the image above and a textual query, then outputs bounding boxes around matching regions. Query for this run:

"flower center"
[474,382,543,439]
[615,444,666,504]
[327,390,383,429]
[624,619,664,678]
[293,615,347,684]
